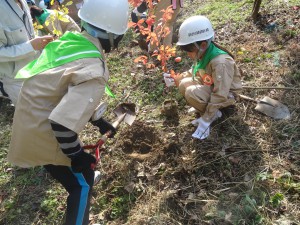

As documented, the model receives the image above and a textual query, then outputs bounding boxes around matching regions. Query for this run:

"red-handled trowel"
[84,103,136,169]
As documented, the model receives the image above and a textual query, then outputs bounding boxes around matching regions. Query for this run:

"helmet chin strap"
[194,42,203,60]
[192,43,202,80]
[194,37,213,60]
[192,37,213,80]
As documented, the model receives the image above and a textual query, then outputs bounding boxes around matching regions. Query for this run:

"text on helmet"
[188,28,210,37]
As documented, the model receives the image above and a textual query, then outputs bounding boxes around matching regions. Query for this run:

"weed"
[270,193,284,208]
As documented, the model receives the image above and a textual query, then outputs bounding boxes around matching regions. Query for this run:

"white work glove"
[133,7,143,17]
[163,73,175,87]
[192,118,211,140]
[191,110,222,139]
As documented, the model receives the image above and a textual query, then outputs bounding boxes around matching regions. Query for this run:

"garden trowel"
[113,102,136,126]
[84,102,136,169]
[238,94,291,119]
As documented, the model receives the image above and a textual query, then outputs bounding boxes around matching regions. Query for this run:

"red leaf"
[128,0,144,7]
[134,55,148,65]
[128,21,137,28]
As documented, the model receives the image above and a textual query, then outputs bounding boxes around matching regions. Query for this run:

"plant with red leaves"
[128,1,178,73]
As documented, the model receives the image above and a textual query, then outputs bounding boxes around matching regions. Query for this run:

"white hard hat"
[39,0,47,9]
[177,16,214,46]
[78,0,129,35]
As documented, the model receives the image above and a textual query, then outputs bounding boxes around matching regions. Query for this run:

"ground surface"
[0,0,299,225]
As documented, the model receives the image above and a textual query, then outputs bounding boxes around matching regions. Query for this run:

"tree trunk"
[252,0,262,22]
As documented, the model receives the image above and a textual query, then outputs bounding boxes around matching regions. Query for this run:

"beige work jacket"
[180,54,242,121]
[8,32,109,167]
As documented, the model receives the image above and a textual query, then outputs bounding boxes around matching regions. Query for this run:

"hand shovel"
[238,94,291,119]
[113,102,136,126]
[85,102,136,170]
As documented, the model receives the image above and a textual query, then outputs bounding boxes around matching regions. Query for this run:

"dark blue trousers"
[44,165,94,225]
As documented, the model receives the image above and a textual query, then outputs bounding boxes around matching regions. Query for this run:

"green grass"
[195,0,252,28]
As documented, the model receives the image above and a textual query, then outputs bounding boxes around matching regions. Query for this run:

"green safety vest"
[16,31,115,97]
[192,43,228,79]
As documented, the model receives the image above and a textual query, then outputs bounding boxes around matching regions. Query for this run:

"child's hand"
[171,72,183,87]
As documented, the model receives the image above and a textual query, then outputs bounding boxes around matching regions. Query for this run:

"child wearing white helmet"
[8,0,129,224]
[164,15,242,140]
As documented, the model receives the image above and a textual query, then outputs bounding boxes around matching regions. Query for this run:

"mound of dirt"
[117,121,165,160]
